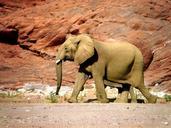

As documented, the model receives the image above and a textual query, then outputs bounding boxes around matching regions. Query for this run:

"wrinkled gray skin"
[56,34,157,103]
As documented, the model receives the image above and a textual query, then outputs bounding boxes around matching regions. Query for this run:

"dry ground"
[0,103,171,128]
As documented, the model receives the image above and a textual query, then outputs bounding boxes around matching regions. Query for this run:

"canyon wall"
[0,0,170,92]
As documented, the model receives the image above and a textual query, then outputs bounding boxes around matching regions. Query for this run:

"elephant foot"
[68,98,78,103]
[114,94,121,103]
[96,94,109,103]
[114,97,121,103]
[148,96,167,104]
[147,95,157,103]
[114,91,129,103]
[114,96,128,103]
[131,99,137,103]
[98,98,109,103]
[114,98,128,103]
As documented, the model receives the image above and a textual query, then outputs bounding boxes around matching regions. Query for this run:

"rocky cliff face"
[0,0,170,92]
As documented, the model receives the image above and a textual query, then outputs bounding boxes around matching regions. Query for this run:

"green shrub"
[164,94,171,102]
[0,91,19,98]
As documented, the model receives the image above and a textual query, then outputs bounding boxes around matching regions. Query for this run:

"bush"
[47,92,58,103]
[164,94,171,102]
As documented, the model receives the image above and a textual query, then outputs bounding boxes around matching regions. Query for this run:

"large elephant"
[55,34,157,103]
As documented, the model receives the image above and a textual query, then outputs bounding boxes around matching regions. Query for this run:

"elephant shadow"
[84,98,145,103]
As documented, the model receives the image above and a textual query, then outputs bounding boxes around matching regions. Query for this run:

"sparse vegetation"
[0,91,20,98]
[46,92,58,103]
[0,93,7,98]
[164,94,171,102]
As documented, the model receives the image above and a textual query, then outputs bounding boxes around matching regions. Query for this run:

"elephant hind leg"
[137,85,157,103]
[114,87,122,103]
[119,91,129,103]
[130,86,137,103]
[115,85,130,103]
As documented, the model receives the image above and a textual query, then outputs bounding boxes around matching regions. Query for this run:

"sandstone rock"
[0,0,170,93]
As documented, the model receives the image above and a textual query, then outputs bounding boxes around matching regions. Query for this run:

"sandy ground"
[0,103,171,128]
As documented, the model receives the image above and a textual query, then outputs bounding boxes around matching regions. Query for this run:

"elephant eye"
[65,47,69,52]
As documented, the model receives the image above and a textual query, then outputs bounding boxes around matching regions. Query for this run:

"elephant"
[55,34,157,103]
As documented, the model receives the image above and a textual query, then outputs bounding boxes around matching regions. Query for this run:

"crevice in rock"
[19,44,55,60]
[150,75,171,86]
[30,50,55,60]
[0,28,19,44]
[144,52,154,71]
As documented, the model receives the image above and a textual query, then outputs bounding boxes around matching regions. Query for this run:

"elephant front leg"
[93,74,109,103]
[68,72,88,103]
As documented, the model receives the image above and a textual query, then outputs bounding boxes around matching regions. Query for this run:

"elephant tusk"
[56,59,61,64]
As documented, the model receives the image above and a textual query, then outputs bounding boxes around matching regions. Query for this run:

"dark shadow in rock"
[0,65,11,71]
[0,28,18,44]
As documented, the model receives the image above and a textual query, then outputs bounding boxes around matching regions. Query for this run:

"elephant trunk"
[55,45,65,95]
[56,59,62,95]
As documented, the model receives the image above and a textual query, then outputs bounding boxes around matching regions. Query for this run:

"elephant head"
[55,34,94,95]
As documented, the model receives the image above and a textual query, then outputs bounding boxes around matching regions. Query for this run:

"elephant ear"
[74,35,94,64]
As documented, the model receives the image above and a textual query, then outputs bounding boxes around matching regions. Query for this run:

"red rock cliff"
[0,0,170,92]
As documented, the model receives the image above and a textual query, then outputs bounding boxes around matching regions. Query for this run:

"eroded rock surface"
[0,0,170,92]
